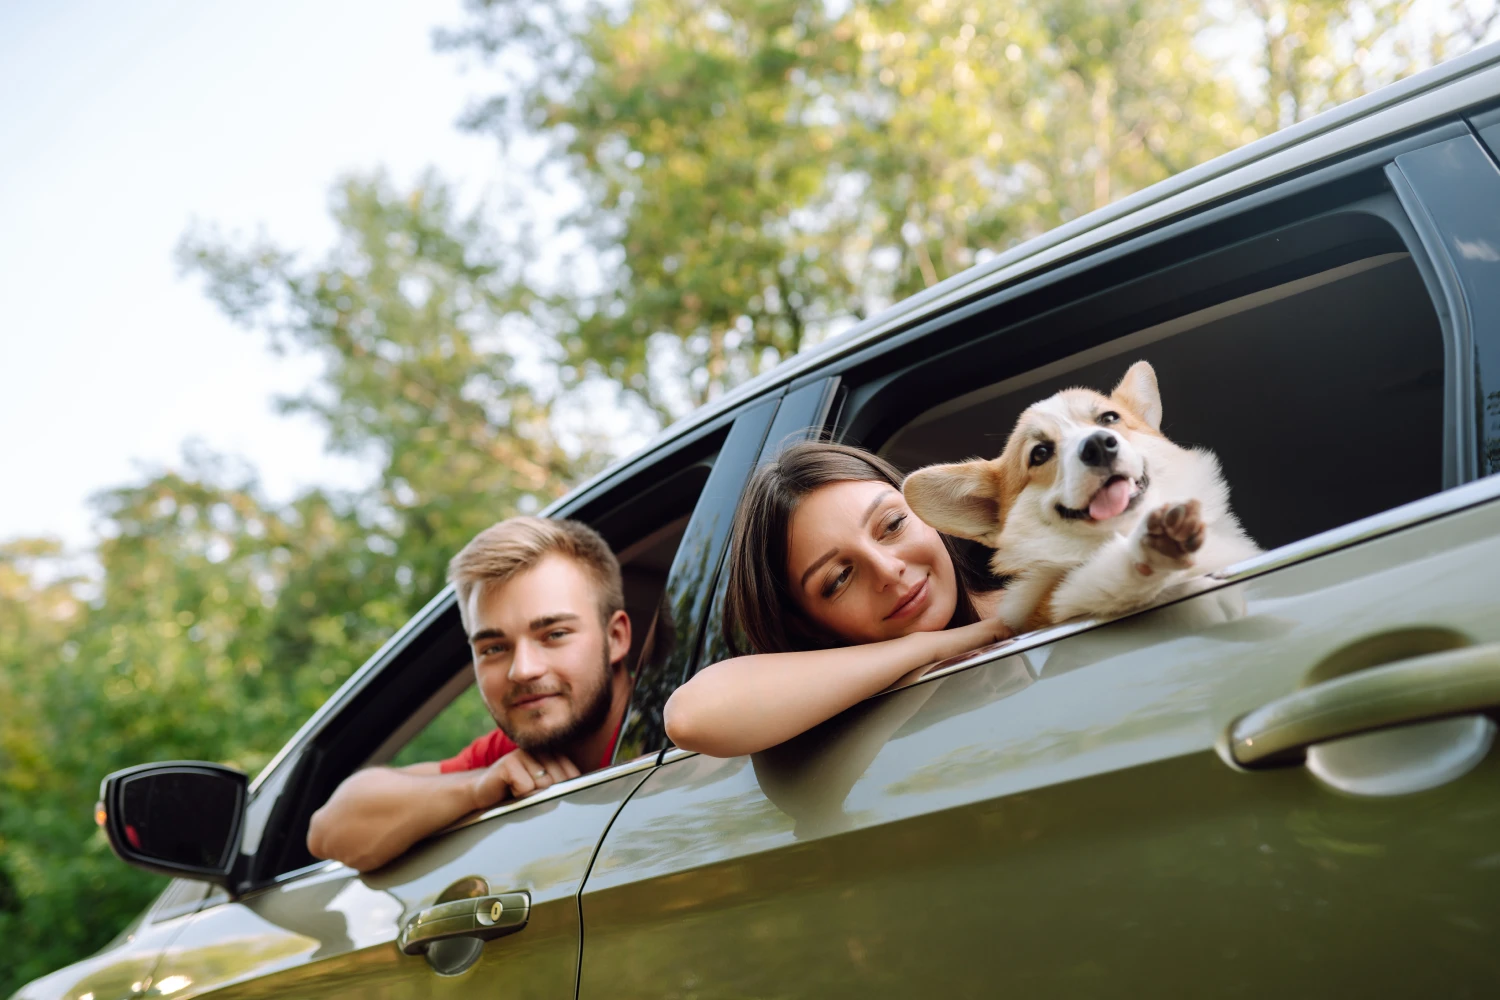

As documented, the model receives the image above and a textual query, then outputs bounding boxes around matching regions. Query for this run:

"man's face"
[464,554,630,755]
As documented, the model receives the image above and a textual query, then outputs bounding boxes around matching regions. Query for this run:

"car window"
[880,249,1443,551]
[834,194,1453,599]
[232,410,757,885]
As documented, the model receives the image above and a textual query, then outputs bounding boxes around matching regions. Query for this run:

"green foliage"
[389,684,498,768]
[0,173,586,996]
[442,0,1495,419]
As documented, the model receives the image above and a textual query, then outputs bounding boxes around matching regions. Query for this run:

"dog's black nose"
[1078,432,1119,468]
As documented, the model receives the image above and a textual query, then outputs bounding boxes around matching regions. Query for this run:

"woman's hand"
[916,616,1012,664]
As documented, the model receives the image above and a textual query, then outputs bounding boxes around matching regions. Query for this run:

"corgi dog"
[902,361,1260,633]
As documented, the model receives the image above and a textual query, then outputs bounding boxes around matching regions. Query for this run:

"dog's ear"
[903,461,1003,543]
[1112,360,1162,431]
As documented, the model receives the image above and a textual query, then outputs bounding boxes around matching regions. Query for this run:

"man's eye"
[822,565,852,598]
[1029,443,1053,466]
[1097,411,1120,425]
[545,629,569,641]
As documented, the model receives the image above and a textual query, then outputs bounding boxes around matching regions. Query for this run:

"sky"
[0,0,505,549]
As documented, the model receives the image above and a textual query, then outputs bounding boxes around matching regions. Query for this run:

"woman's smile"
[885,575,930,620]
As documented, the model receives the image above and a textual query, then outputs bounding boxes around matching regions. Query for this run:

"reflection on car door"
[146,765,650,1000]
[578,483,1500,997]
[11,882,209,1000]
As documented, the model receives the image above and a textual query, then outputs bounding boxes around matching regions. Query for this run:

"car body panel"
[10,911,190,1000]
[578,491,1500,997]
[138,768,650,1000]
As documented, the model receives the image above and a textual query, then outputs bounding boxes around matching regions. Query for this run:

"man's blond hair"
[448,516,625,632]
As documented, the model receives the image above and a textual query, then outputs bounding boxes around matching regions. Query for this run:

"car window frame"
[227,394,787,895]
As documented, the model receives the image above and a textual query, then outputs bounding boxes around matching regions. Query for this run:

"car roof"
[548,38,1500,513]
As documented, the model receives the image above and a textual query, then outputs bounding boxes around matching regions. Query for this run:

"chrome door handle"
[1229,642,1500,768]
[398,891,530,955]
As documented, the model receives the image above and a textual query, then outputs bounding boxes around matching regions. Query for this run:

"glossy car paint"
[11,901,196,1000]
[134,768,648,1000]
[579,491,1500,997]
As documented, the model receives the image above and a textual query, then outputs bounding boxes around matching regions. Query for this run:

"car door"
[130,398,790,1000]
[574,126,1500,997]
[141,767,652,1000]
[9,881,210,1000]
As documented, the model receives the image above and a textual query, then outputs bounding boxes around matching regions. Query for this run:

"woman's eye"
[1098,411,1120,425]
[882,513,906,536]
[822,565,852,598]
[1029,443,1053,467]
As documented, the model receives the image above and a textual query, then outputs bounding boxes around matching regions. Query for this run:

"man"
[306,516,633,872]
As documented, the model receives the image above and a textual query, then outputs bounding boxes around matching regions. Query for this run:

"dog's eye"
[1028,443,1053,467]
[1098,411,1120,425]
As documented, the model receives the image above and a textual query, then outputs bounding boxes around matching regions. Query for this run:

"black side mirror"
[99,761,247,886]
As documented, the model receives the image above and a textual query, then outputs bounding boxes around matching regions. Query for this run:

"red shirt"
[439,717,624,774]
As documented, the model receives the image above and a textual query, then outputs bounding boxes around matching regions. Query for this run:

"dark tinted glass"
[119,770,240,870]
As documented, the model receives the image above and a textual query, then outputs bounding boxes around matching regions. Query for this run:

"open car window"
[880,250,1444,552]
[236,410,753,885]
[831,188,1453,644]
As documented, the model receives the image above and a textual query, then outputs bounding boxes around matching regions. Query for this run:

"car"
[16,40,1500,1000]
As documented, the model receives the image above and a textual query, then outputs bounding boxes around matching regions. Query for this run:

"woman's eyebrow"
[800,548,838,590]
[861,490,897,527]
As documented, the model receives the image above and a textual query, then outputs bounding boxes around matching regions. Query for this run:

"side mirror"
[98,761,247,886]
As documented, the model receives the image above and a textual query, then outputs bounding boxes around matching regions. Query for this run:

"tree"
[0,171,591,996]
[440,0,1497,421]
[178,170,590,599]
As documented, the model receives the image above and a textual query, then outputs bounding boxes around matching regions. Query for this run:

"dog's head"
[904,361,1166,563]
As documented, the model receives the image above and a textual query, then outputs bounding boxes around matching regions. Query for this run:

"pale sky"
[0,0,504,548]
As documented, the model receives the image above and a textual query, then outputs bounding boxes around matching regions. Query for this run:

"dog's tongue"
[1088,478,1134,521]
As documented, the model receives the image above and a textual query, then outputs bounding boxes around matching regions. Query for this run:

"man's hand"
[470,748,582,811]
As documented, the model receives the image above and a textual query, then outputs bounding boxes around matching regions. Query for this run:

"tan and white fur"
[903,361,1259,632]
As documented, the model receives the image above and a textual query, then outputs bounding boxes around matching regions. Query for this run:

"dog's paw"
[1139,500,1204,571]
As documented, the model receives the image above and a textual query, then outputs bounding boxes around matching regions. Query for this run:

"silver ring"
[534,769,546,778]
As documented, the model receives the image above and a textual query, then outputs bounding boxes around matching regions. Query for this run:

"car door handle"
[398,891,530,955]
[1229,642,1500,768]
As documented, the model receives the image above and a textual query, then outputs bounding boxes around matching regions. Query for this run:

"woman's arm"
[663,618,1010,758]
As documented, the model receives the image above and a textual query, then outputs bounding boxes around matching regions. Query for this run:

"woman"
[663,442,1010,758]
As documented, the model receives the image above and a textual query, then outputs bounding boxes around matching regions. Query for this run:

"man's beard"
[503,646,616,759]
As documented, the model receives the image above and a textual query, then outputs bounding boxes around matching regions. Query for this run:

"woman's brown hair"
[722,441,987,655]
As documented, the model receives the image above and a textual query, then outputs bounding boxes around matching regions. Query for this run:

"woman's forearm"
[664,620,1006,758]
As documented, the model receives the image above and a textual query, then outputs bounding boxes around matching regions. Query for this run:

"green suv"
[16,42,1500,1000]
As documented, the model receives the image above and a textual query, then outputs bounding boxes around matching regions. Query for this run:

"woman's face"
[785,479,958,645]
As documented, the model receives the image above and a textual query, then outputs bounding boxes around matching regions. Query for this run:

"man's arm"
[306,749,580,872]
